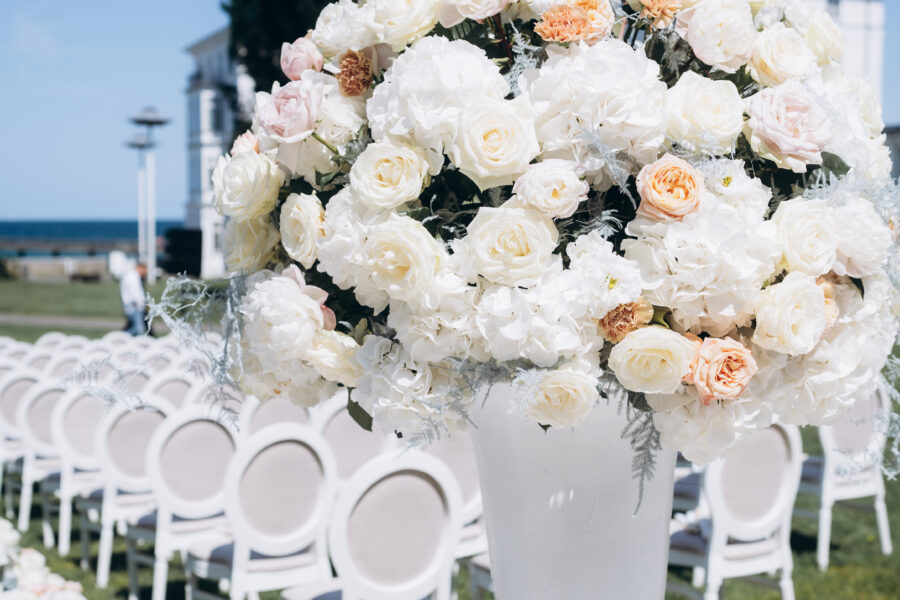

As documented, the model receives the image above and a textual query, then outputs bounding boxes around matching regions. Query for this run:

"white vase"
[468,383,676,599]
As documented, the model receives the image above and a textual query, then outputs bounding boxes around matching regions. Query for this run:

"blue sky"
[1,1,899,221]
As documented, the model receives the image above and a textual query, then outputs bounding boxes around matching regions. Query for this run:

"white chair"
[78,395,173,588]
[667,423,803,600]
[281,449,464,600]
[2,343,31,363]
[127,404,239,600]
[0,369,41,518]
[237,394,310,438]
[20,349,55,373]
[795,382,893,570]
[34,332,67,349]
[141,369,206,408]
[185,423,338,600]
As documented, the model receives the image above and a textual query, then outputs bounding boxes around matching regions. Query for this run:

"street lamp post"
[126,133,151,267]
[129,107,169,285]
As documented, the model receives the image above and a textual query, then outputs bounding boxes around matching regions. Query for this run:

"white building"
[817,0,885,99]
[184,27,254,279]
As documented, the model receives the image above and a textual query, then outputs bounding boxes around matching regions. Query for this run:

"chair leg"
[4,470,15,520]
[186,571,197,600]
[58,495,72,556]
[40,488,55,548]
[779,568,795,600]
[17,476,33,532]
[151,554,169,600]
[126,536,140,600]
[96,521,115,588]
[78,507,90,570]
[692,566,706,587]
[703,574,722,600]
[817,502,833,571]
[874,494,893,555]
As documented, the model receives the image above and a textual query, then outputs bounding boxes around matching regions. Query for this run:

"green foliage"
[348,398,374,431]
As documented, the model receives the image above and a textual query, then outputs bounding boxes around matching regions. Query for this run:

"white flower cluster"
[1,546,86,600]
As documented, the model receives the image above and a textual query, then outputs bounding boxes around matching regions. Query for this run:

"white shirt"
[120,268,145,312]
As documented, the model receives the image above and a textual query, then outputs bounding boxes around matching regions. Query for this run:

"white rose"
[369,0,438,51]
[509,159,588,219]
[311,0,378,58]
[280,193,325,269]
[223,216,280,274]
[744,80,830,173]
[804,11,843,66]
[608,327,697,395]
[676,0,757,73]
[523,361,598,428]
[772,198,837,276]
[361,214,446,304]
[753,271,827,356]
[833,197,892,277]
[456,206,558,287]
[212,153,284,222]
[438,0,511,27]
[749,23,816,87]
[448,97,540,191]
[302,330,363,387]
[665,71,744,155]
[349,141,430,209]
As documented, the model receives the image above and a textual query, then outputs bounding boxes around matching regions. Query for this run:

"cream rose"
[438,0,511,27]
[608,327,697,394]
[749,23,816,87]
[302,330,363,387]
[361,214,445,303]
[772,198,837,276]
[448,98,540,191]
[833,197,892,277]
[636,154,704,221]
[280,37,325,81]
[280,193,325,269]
[223,217,281,274]
[753,271,827,356]
[457,206,558,287]
[524,362,598,428]
[675,0,757,73]
[688,337,758,405]
[212,153,284,222]
[597,297,654,343]
[509,159,588,219]
[349,141,430,209]
[370,0,438,51]
[744,80,830,173]
[805,11,843,66]
[666,71,744,155]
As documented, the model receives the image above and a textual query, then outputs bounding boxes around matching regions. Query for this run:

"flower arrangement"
[203,0,900,465]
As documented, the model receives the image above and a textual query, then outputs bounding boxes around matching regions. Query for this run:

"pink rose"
[282,266,337,331]
[281,37,325,81]
[256,80,324,143]
[230,131,259,156]
[744,80,831,173]
[687,337,758,406]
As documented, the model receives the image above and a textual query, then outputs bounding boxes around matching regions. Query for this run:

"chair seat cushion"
[42,470,104,496]
[130,512,229,535]
[469,552,491,572]
[802,457,877,487]
[281,579,343,600]
[673,472,701,501]
[187,538,315,573]
[83,488,156,506]
[669,523,779,561]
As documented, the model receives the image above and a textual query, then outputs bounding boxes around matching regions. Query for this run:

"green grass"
[0,325,111,344]
[0,281,167,319]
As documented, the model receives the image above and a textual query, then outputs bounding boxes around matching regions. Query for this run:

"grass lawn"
[0,325,111,344]
[0,281,168,320]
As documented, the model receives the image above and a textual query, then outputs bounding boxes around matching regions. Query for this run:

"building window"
[212,94,225,133]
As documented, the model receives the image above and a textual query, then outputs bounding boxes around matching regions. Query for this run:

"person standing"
[120,262,148,336]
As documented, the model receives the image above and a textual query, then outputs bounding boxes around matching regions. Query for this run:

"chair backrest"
[34,332,67,348]
[0,370,42,439]
[16,381,68,459]
[102,331,136,346]
[328,450,463,600]
[3,343,31,362]
[0,361,18,384]
[703,422,802,545]
[311,391,398,480]
[51,388,111,471]
[224,424,337,563]
[56,335,88,353]
[142,369,204,408]
[820,381,892,474]
[237,395,310,437]
[423,433,483,526]
[138,347,177,375]
[22,349,55,372]
[43,351,84,380]
[95,395,174,493]
[146,404,239,519]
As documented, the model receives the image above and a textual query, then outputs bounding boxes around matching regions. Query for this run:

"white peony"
[833,196,892,278]
[212,153,284,222]
[522,39,668,189]
[349,141,430,210]
[509,159,588,219]
[448,97,540,191]
[523,360,599,428]
[665,72,744,156]
[369,0,438,51]
[608,327,697,395]
[749,22,816,87]
[804,11,843,65]
[303,330,363,387]
[772,198,837,276]
[455,206,558,287]
[675,0,757,73]
[311,0,378,58]
[696,159,771,222]
[280,193,325,269]
[438,0,512,27]
[223,216,280,274]
[367,36,508,173]
[753,271,827,356]
[238,342,336,406]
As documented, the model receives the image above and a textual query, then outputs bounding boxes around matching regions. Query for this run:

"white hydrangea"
[521,39,668,189]
[623,200,779,336]
[367,36,509,173]
[695,158,771,223]
[564,231,644,321]
[311,0,378,58]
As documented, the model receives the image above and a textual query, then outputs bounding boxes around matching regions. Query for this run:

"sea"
[0,220,183,258]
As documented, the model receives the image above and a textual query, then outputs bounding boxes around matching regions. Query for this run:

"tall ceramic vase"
[468,383,676,599]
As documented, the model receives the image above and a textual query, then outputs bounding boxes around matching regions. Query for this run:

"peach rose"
[636,154,703,221]
[688,337,758,406]
[639,0,682,29]
[535,5,592,43]
[230,131,259,156]
[598,297,654,343]
[816,275,840,329]
[281,36,325,81]
[574,0,615,43]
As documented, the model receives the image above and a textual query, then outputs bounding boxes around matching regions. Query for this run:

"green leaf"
[347,399,373,432]
[821,152,851,177]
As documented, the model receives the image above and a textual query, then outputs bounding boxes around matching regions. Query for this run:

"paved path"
[0,312,125,330]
